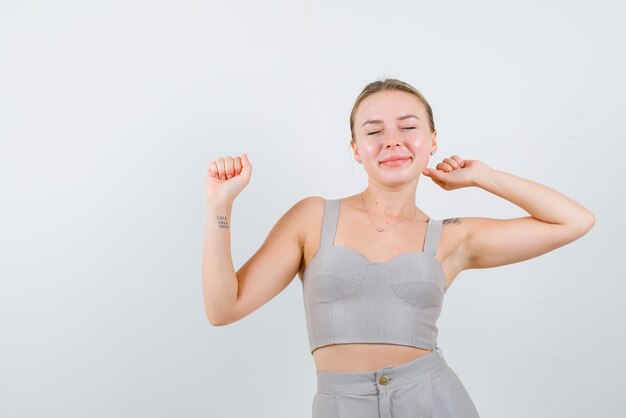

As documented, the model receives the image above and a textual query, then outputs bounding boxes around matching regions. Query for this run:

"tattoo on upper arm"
[217,215,229,229]
[443,217,462,225]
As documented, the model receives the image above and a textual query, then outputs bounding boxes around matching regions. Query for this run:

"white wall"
[1,0,624,417]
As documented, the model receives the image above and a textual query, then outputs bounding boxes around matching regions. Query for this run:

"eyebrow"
[361,114,420,127]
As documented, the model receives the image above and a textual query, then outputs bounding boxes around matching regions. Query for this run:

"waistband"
[315,346,448,395]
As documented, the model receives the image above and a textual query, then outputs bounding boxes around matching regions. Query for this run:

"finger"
[427,170,446,186]
[436,162,454,172]
[224,156,235,179]
[216,157,227,180]
[240,152,252,169]
[233,157,242,175]
[442,157,460,169]
[208,161,219,179]
[426,168,444,180]
[240,153,252,177]
[450,155,465,167]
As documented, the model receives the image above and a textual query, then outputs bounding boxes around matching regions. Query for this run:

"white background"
[1,0,624,417]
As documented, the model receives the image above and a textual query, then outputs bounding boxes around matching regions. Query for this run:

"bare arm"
[462,165,596,270]
[202,195,310,326]
[202,153,309,326]
[202,201,238,325]
[423,156,595,276]
[203,153,252,326]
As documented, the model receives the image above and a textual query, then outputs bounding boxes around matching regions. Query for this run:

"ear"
[350,140,360,161]
[430,130,438,154]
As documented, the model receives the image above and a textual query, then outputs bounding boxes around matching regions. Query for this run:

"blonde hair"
[349,78,435,144]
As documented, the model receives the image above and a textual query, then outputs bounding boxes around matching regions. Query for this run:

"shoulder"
[438,216,471,258]
[283,195,326,232]
[263,197,326,256]
[441,216,486,238]
[437,217,483,271]
[440,216,473,244]
[285,196,328,247]
[440,216,469,231]
[441,217,466,228]
[289,195,326,217]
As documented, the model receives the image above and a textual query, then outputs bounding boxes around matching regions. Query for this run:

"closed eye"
[367,128,415,136]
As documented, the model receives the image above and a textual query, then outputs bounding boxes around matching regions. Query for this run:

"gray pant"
[312,347,480,418]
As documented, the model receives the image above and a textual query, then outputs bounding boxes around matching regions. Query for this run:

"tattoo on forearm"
[443,217,462,225]
[216,215,229,229]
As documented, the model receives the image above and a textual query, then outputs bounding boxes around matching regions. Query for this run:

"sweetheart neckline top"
[301,198,448,354]
[301,205,447,292]
[303,243,447,292]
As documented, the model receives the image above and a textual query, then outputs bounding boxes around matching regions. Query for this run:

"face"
[351,89,437,185]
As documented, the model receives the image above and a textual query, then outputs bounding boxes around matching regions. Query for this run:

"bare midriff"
[312,343,433,372]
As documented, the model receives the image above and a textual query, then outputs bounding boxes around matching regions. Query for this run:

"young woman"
[203,78,595,417]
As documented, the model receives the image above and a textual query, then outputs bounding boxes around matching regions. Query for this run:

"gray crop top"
[301,198,447,354]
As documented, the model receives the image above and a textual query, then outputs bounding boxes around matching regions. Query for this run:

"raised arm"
[202,154,251,326]
[423,157,595,272]
[461,165,595,270]
[202,153,308,326]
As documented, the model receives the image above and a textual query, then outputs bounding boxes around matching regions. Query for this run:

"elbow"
[581,212,596,233]
[203,291,239,326]
[205,310,235,327]
[207,316,224,327]
[207,316,230,327]
[572,212,595,237]
[205,311,227,327]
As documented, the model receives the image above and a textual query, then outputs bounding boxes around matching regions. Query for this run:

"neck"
[361,186,417,220]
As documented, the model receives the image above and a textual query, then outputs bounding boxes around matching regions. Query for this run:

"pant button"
[379,375,390,385]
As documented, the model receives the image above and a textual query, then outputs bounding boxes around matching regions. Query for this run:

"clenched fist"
[205,153,252,206]
[422,155,487,191]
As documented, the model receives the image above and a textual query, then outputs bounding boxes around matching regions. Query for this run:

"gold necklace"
[360,192,418,232]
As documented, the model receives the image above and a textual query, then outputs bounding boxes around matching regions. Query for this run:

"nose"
[383,133,402,148]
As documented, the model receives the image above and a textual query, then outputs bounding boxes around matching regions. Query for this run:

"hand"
[421,155,485,191]
[205,153,252,205]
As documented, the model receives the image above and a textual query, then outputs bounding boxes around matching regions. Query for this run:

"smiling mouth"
[380,157,412,167]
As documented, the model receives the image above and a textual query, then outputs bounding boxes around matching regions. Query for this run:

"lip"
[380,156,412,166]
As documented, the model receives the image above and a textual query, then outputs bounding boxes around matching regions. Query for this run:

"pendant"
[377,228,383,232]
